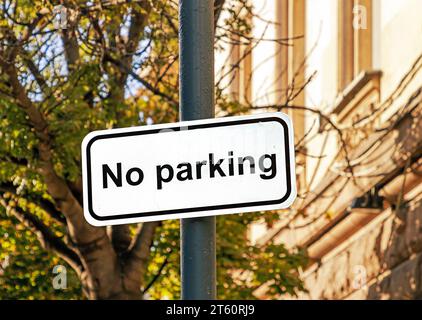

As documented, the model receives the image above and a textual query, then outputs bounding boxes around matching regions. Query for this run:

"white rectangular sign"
[82,112,296,226]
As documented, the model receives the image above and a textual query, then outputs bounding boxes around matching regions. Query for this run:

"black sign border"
[85,116,293,221]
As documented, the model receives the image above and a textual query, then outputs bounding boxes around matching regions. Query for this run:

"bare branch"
[105,53,178,106]
[142,248,172,294]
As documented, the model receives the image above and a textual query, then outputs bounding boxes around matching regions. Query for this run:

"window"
[338,0,373,92]
[275,0,306,192]
[273,0,305,140]
[275,0,289,104]
[228,17,252,105]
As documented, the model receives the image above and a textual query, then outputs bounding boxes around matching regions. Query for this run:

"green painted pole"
[179,0,216,300]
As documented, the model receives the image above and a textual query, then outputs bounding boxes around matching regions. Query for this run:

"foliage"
[0,207,82,299]
[143,211,307,300]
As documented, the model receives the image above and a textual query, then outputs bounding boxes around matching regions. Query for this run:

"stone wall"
[297,193,422,300]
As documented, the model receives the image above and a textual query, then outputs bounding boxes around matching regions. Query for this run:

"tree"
[0,0,307,299]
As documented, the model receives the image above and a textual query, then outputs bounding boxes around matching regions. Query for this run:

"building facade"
[217,0,422,299]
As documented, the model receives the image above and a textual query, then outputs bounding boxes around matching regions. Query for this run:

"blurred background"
[1,0,422,300]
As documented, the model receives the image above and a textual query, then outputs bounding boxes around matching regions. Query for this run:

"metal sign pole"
[179,0,216,299]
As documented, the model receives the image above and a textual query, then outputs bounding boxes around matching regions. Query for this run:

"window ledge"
[332,70,382,121]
